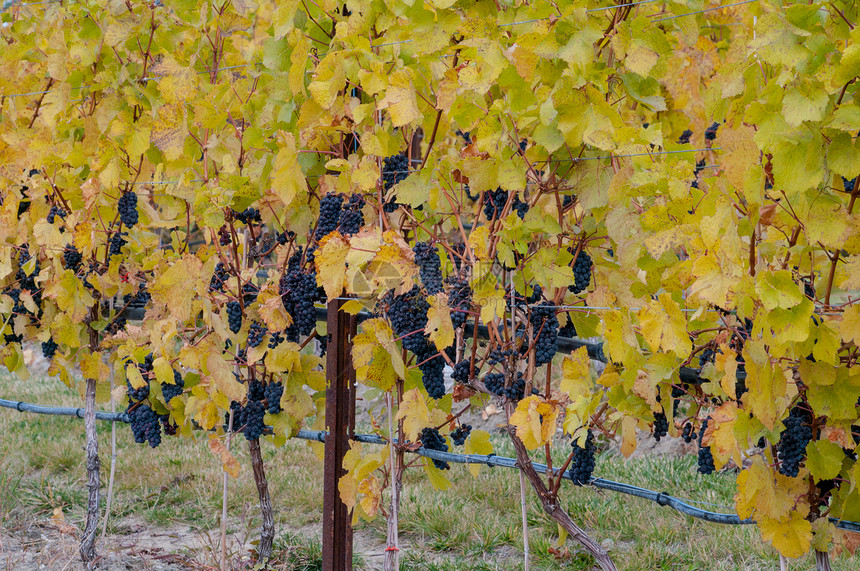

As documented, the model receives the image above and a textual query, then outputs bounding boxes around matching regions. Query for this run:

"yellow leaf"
[316,232,350,299]
[395,389,430,441]
[708,402,741,469]
[205,353,245,403]
[463,429,493,477]
[208,434,241,478]
[560,347,592,398]
[473,275,504,324]
[423,461,452,490]
[358,475,382,518]
[840,305,860,347]
[468,225,491,260]
[509,396,559,450]
[620,415,637,457]
[43,271,95,323]
[758,513,812,559]
[150,103,187,161]
[601,309,640,364]
[377,70,420,127]
[425,294,454,351]
[126,362,146,390]
[150,254,202,323]
[271,131,309,209]
[637,294,691,356]
[352,318,404,390]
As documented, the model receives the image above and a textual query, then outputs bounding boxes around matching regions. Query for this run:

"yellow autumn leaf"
[150,254,202,323]
[425,294,454,351]
[509,395,559,450]
[560,347,592,398]
[150,103,187,161]
[395,388,430,441]
[377,69,420,127]
[463,429,493,477]
[271,131,309,209]
[352,318,404,390]
[637,294,691,356]
[316,232,350,300]
[358,475,382,518]
[758,513,812,559]
[208,434,240,478]
[205,353,245,403]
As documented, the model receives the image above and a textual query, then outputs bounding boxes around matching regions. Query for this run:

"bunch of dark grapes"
[530,303,559,366]
[681,422,694,443]
[268,331,284,349]
[234,207,261,225]
[452,359,471,384]
[226,301,242,334]
[264,382,284,414]
[482,189,508,220]
[47,205,66,224]
[504,371,530,401]
[455,129,472,144]
[417,348,446,399]
[843,177,856,193]
[653,410,669,441]
[128,404,161,448]
[316,193,344,240]
[16,248,39,294]
[569,251,592,294]
[41,338,58,360]
[384,285,430,355]
[382,155,410,212]
[109,231,127,257]
[413,242,443,295]
[248,322,267,348]
[118,191,139,228]
[63,245,82,272]
[697,418,715,474]
[338,194,365,235]
[447,276,472,329]
[243,400,267,440]
[568,429,596,485]
[225,400,246,431]
[705,122,721,141]
[318,332,330,357]
[210,262,230,292]
[279,250,318,341]
[559,319,576,338]
[450,424,472,446]
[777,407,813,477]
[242,282,259,304]
[483,373,505,396]
[419,427,450,470]
[248,380,265,402]
[107,315,127,334]
[677,129,693,144]
[382,155,410,189]
[218,225,231,246]
[162,369,185,402]
[236,348,247,365]
[487,348,514,365]
[698,347,715,369]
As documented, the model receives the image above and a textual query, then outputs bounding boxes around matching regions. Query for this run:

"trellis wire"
[0,396,858,534]
[652,0,758,22]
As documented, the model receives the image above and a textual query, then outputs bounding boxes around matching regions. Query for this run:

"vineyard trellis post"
[322,296,356,571]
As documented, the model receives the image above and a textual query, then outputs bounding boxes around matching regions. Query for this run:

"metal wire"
[652,0,758,22]
[545,147,721,163]
[1,396,857,534]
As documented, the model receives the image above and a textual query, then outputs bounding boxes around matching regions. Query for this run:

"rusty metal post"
[322,298,355,571]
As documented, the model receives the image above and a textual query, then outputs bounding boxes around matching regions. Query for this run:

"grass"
[0,367,856,570]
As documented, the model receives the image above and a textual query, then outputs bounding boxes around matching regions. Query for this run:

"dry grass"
[0,368,856,570]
